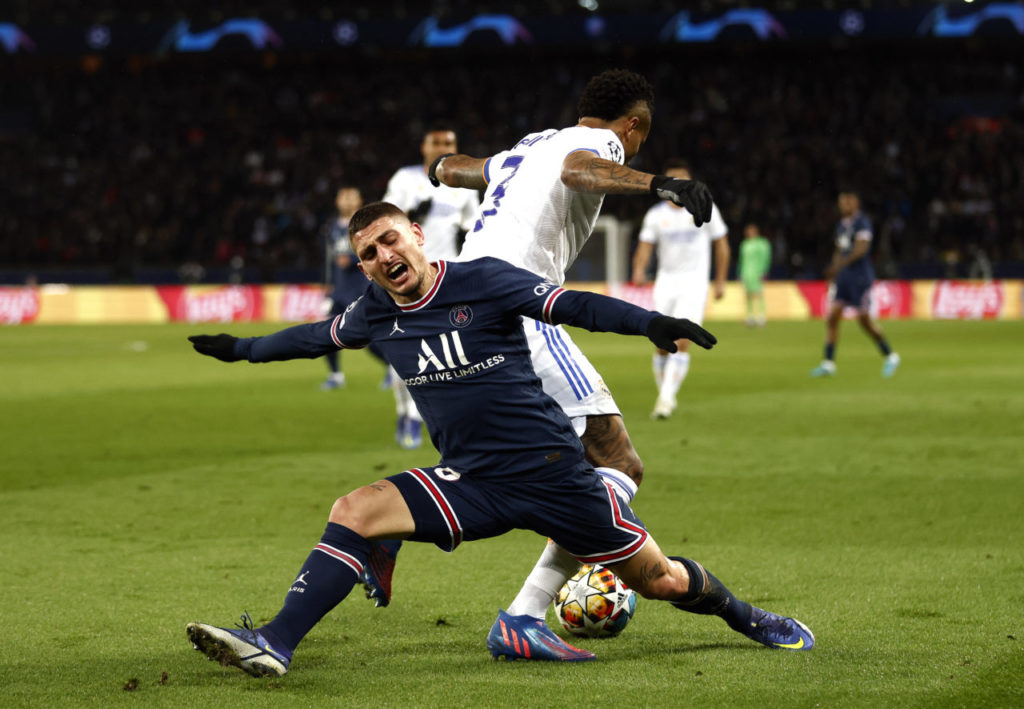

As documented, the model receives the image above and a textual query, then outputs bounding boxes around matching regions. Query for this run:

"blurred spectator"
[1,44,1022,282]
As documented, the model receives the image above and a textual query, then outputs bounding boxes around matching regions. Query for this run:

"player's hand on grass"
[646,315,717,351]
[650,176,713,226]
[188,334,242,362]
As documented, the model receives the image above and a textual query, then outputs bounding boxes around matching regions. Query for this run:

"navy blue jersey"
[834,212,875,283]
[324,219,365,305]
[235,257,656,478]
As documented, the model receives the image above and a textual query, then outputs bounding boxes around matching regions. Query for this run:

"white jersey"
[384,165,480,261]
[638,201,728,282]
[456,125,625,285]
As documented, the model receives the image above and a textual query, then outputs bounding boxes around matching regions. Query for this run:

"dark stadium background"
[2,0,1021,285]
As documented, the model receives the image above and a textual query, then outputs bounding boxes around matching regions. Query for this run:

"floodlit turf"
[1,320,1022,707]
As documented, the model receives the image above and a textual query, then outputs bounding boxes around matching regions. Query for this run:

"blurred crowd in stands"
[2,40,1022,283]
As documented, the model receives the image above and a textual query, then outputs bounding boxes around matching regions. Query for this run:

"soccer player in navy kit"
[320,187,364,390]
[185,202,814,677]
[811,191,900,378]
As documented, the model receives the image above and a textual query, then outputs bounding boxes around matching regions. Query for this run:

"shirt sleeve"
[707,203,728,240]
[483,259,656,336]
[568,127,625,166]
[383,170,412,211]
[236,297,371,362]
[854,215,873,242]
[638,207,659,245]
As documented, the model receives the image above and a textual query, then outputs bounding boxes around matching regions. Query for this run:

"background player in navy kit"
[320,187,364,390]
[811,190,901,378]
[185,202,814,677]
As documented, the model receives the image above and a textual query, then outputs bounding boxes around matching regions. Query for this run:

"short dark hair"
[577,69,655,122]
[424,121,456,137]
[349,201,409,237]
[664,158,692,174]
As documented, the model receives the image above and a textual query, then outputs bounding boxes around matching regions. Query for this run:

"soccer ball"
[554,563,636,638]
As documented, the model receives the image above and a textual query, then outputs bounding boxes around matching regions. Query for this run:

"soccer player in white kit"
[382,124,480,448]
[362,70,715,660]
[631,160,730,420]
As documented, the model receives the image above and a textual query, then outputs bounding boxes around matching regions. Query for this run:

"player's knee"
[328,492,370,533]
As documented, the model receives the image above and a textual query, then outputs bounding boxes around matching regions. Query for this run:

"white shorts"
[523,317,620,429]
[653,279,708,325]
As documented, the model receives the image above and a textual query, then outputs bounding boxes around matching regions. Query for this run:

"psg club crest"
[449,304,473,328]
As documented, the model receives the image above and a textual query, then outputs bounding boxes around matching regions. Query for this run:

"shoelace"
[234,611,259,642]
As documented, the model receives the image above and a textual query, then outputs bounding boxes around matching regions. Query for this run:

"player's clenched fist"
[189,334,242,362]
[649,176,713,227]
[645,315,717,352]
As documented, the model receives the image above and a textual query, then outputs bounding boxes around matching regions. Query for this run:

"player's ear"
[357,263,371,280]
[410,222,426,246]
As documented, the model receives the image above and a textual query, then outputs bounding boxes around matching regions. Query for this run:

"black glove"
[188,334,241,362]
[645,315,717,352]
[407,198,433,224]
[427,152,455,187]
[650,176,713,227]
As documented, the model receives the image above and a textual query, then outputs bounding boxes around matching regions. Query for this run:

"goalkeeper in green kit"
[739,223,771,327]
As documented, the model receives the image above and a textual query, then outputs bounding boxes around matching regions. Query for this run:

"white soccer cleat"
[882,352,900,378]
[650,398,675,420]
[810,360,836,378]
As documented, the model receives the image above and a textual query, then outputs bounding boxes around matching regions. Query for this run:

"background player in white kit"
[364,70,715,659]
[382,123,480,448]
[631,160,730,420]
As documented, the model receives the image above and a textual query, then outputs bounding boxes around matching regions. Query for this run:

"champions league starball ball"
[554,563,636,638]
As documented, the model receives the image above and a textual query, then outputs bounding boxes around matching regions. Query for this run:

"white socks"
[652,353,667,388]
[658,352,690,406]
[391,368,422,423]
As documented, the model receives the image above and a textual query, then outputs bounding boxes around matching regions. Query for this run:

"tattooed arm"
[434,154,489,190]
[560,150,655,194]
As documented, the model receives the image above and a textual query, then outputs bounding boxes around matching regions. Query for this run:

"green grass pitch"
[1,320,1022,707]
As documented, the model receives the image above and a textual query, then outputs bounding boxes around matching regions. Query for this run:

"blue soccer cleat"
[741,607,815,651]
[361,540,403,607]
[882,352,901,378]
[186,612,292,677]
[487,609,597,661]
[810,360,836,378]
[320,373,345,391]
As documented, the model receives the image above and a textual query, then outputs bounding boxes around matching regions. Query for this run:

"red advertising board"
[156,285,263,322]
[279,284,327,322]
[0,287,40,325]
[930,280,1004,319]
[796,281,912,319]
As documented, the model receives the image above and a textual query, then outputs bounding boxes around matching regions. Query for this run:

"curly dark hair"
[577,69,655,121]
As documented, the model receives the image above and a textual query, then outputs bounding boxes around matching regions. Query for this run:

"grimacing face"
[421,130,458,167]
[352,215,433,303]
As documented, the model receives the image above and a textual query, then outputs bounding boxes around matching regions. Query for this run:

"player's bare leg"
[811,303,843,377]
[857,311,900,376]
[608,539,814,651]
[579,413,643,484]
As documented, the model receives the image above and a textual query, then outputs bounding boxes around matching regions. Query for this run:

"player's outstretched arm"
[189,319,345,364]
[560,152,713,226]
[538,285,716,351]
[430,153,489,190]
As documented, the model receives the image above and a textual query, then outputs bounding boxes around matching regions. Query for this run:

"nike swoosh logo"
[774,637,805,650]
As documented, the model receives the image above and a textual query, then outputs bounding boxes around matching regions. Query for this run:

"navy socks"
[669,556,753,633]
[262,522,369,652]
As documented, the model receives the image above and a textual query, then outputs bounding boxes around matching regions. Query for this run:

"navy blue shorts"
[833,275,873,310]
[388,463,648,565]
